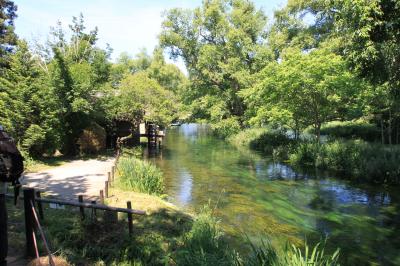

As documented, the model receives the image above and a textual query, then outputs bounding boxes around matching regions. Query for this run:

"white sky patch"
[14,0,286,74]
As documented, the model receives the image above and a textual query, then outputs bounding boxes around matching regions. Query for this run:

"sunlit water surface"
[145,124,400,265]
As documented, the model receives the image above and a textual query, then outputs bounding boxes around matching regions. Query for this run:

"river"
[145,124,400,265]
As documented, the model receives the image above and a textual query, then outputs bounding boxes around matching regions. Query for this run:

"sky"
[13,0,287,70]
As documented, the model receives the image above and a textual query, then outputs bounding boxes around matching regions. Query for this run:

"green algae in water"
[145,124,400,265]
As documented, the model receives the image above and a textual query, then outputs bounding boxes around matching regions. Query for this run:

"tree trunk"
[388,110,392,145]
[315,123,321,143]
[381,117,385,144]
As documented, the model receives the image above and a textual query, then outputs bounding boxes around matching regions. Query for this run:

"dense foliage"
[0,8,185,157]
[160,0,400,146]
[158,0,400,183]
[0,0,17,69]
[160,0,272,131]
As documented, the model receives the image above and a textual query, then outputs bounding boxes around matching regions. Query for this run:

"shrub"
[211,117,241,138]
[117,156,164,195]
[229,128,266,148]
[250,129,292,153]
[22,124,46,157]
[309,120,380,142]
[289,142,324,168]
[229,127,293,158]
[289,140,400,183]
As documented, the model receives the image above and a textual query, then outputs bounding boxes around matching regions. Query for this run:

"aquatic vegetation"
[289,140,400,183]
[117,156,164,195]
[246,239,340,266]
[174,205,241,266]
[231,127,400,183]
[229,127,293,159]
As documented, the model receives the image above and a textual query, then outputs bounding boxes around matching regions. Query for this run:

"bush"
[289,140,400,183]
[229,128,267,147]
[211,117,241,138]
[229,127,293,158]
[249,129,292,153]
[117,156,164,195]
[22,124,47,157]
[310,120,380,142]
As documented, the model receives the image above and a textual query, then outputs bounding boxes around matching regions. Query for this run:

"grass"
[230,127,400,184]
[6,189,193,265]
[289,140,400,183]
[6,193,341,266]
[116,156,165,195]
[7,146,342,265]
[174,205,241,266]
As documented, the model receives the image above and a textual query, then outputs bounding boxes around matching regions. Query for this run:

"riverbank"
[7,147,342,265]
[229,127,400,184]
[114,147,342,265]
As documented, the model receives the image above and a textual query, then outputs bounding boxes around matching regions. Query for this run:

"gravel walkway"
[23,158,115,200]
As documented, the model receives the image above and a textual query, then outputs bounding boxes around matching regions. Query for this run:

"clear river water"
[145,124,400,265]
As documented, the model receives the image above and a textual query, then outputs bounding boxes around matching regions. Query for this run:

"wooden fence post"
[105,181,109,198]
[127,201,133,236]
[100,190,104,204]
[35,191,44,220]
[91,200,97,219]
[78,195,85,220]
[23,188,36,257]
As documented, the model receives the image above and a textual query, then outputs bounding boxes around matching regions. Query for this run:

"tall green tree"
[109,48,185,127]
[0,0,17,69]
[110,72,179,127]
[160,0,272,132]
[273,0,400,143]
[36,14,112,154]
[0,41,61,155]
[241,47,362,141]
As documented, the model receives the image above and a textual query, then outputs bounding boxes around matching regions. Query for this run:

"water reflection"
[145,124,400,265]
[265,163,305,180]
[175,168,193,207]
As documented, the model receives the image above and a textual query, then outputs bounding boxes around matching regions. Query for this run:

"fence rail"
[7,186,146,260]
[5,149,137,260]
[35,197,145,215]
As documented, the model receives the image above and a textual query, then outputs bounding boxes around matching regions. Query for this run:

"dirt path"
[24,158,115,200]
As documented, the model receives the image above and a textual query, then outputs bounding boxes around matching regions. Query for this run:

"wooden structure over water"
[111,120,165,149]
[140,122,165,148]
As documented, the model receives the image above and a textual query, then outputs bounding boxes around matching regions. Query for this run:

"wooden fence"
[15,149,145,259]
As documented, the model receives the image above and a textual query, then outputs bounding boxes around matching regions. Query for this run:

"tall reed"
[117,156,164,195]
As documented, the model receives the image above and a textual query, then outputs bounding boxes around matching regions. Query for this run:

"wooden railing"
[21,187,145,259]
[7,149,137,260]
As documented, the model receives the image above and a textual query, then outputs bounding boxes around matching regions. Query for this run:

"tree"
[160,0,272,129]
[35,14,112,155]
[0,41,61,156]
[273,0,400,143]
[110,72,178,127]
[0,0,17,69]
[241,47,362,142]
